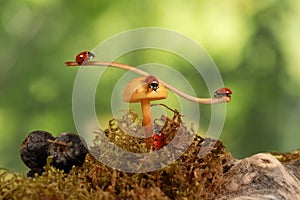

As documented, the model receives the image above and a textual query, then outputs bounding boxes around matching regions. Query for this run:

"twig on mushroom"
[65,60,232,104]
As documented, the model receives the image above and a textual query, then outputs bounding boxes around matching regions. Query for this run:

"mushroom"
[123,76,168,148]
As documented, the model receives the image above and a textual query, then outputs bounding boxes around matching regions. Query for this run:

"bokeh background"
[1,0,300,172]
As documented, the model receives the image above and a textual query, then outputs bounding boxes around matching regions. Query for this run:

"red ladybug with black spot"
[144,75,159,92]
[152,131,166,150]
[75,51,95,65]
[214,87,232,98]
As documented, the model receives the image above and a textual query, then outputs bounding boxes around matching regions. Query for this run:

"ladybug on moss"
[75,51,95,65]
[152,131,166,150]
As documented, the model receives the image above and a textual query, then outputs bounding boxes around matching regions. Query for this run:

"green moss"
[0,109,234,199]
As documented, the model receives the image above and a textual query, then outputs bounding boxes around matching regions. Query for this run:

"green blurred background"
[1,0,300,172]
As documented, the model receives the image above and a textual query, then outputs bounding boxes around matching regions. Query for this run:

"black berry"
[20,130,54,169]
[49,132,88,173]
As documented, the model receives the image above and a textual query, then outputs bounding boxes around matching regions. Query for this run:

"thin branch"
[65,61,231,104]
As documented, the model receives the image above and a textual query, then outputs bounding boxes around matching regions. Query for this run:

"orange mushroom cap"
[123,77,168,103]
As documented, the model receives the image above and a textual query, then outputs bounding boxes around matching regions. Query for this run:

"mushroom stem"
[141,99,152,127]
[140,99,154,149]
[65,61,231,104]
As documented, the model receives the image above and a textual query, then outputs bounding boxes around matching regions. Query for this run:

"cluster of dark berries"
[20,130,89,177]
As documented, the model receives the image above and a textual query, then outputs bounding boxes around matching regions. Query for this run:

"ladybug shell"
[75,51,95,65]
[214,87,232,98]
[144,76,158,84]
[152,132,166,150]
[144,76,159,92]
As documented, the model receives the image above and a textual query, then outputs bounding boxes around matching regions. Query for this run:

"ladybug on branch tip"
[75,51,95,65]
[214,87,232,98]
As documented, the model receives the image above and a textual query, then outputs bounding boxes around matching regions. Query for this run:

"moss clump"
[271,149,300,163]
[1,109,234,199]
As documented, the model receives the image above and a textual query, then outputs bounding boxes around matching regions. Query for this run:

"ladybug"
[144,75,159,92]
[75,51,95,65]
[152,131,166,150]
[214,87,232,98]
